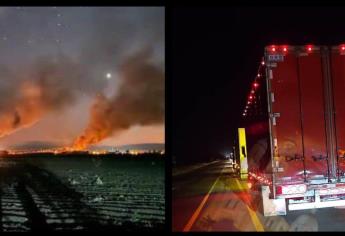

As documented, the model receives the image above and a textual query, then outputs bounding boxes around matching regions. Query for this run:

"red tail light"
[276,186,282,194]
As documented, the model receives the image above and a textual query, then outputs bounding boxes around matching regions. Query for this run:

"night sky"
[0,7,164,149]
[171,6,345,164]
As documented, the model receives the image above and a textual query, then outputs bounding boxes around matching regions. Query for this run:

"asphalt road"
[172,160,345,232]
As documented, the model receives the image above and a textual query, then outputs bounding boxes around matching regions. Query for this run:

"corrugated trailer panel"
[269,53,305,181]
[331,50,345,176]
[298,53,328,178]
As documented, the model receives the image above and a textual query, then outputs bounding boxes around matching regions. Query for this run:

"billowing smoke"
[72,48,164,150]
[0,7,164,145]
[0,55,86,138]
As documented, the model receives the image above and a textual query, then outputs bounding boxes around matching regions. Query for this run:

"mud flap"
[261,186,287,216]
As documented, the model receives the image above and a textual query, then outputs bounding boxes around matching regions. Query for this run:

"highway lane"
[172,160,345,232]
[172,161,226,231]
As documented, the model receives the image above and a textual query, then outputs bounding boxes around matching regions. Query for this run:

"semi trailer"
[238,45,345,216]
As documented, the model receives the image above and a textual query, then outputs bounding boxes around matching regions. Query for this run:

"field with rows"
[0,154,165,231]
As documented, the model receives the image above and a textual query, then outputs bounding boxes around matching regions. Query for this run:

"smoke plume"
[72,48,164,150]
[0,55,86,138]
[0,7,164,145]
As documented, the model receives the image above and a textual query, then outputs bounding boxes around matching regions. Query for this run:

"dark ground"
[0,153,164,232]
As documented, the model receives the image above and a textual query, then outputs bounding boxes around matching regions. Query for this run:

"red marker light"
[283,47,287,52]
[341,45,345,51]
[253,82,259,88]
[249,95,253,100]
[257,74,261,77]
[307,45,312,52]
[272,47,276,52]
[251,90,255,94]
[261,61,265,65]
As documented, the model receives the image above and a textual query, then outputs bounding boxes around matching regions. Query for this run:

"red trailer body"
[242,45,345,216]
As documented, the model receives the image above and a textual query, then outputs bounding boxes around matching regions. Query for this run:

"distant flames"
[0,49,164,150]
[2,148,163,156]
[71,49,164,150]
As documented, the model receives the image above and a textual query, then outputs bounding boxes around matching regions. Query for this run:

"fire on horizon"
[0,7,165,150]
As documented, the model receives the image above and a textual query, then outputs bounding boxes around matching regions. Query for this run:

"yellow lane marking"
[182,167,224,232]
[235,179,264,232]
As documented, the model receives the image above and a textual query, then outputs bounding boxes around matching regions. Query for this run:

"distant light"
[341,45,345,51]
[249,95,253,100]
[251,90,255,94]
[253,82,259,88]
[272,47,276,52]
[283,47,287,52]
[257,74,261,77]
[261,61,265,65]
[106,73,112,79]
[247,182,252,189]
[307,45,312,52]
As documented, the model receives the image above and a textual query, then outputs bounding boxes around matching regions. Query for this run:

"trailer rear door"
[267,46,329,183]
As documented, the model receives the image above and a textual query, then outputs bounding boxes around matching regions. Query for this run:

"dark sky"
[171,6,345,163]
[0,7,164,149]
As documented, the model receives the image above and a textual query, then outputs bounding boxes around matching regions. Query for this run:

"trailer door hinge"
[267,62,277,68]
[270,112,280,118]
[272,117,276,126]
[273,167,284,173]
[271,92,275,102]
[270,113,280,126]
[268,69,273,79]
